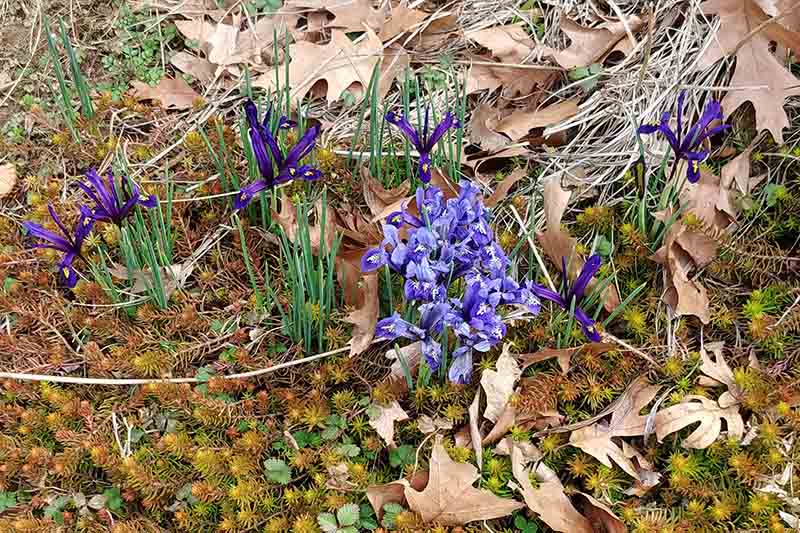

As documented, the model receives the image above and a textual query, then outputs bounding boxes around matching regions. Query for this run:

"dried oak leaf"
[368,401,409,449]
[170,51,217,84]
[464,25,558,97]
[485,167,527,208]
[366,471,428,520]
[130,78,200,110]
[568,376,660,479]
[0,163,17,198]
[361,167,410,218]
[379,3,429,41]
[480,344,522,423]
[654,394,744,449]
[551,16,644,69]
[468,103,510,152]
[698,0,800,142]
[285,0,386,33]
[253,28,383,104]
[697,341,743,408]
[520,342,616,374]
[510,441,593,532]
[488,98,581,142]
[405,435,523,525]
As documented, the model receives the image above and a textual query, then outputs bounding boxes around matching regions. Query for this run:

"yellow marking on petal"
[62,267,70,278]
[240,192,248,201]
[83,218,91,226]
[422,163,429,172]
[304,171,313,177]
[692,160,699,173]
[289,167,296,175]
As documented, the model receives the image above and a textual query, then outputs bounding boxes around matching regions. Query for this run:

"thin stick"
[601,331,658,367]
[0,345,352,386]
[509,204,557,293]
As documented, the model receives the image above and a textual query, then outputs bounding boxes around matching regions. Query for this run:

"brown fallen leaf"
[468,103,510,152]
[326,462,356,491]
[0,163,17,198]
[468,389,483,471]
[520,342,616,374]
[574,492,627,533]
[405,435,523,525]
[343,270,379,356]
[485,167,527,208]
[379,3,429,41]
[377,43,410,99]
[170,51,217,84]
[655,394,744,449]
[569,376,660,479]
[286,0,386,33]
[482,401,517,446]
[621,441,662,496]
[465,55,558,98]
[509,441,593,533]
[368,401,409,449]
[465,145,531,179]
[480,344,522,423]
[131,78,200,110]
[698,341,743,408]
[361,167,410,218]
[253,28,383,104]
[552,16,644,69]
[720,138,767,195]
[366,471,428,520]
[488,98,581,142]
[698,0,800,142]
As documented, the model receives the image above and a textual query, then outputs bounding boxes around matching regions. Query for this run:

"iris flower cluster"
[638,91,729,183]
[362,176,541,383]
[23,169,157,287]
[235,99,322,210]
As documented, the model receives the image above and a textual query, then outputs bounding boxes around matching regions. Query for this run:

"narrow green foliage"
[59,19,94,119]
[43,16,80,143]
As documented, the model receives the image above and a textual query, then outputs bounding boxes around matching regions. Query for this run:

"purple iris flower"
[76,169,157,226]
[235,99,321,210]
[529,254,603,342]
[23,205,95,288]
[638,91,729,183]
[376,303,449,371]
[385,108,460,183]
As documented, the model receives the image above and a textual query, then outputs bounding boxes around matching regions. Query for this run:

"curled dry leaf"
[551,16,644,69]
[509,441,593,533]
[721,137,767,195]
[366,471,428,520]
[0,163,17,198]
[480,344,522,423]
[481,400,516,446]
[568,376,660,479]
[405,435,523,525]
[574,492,627,533]
[368,401,409,449]
[131,78,200,110]
[485,167,527,208]
[253,29,383,105]
[698,0,800,142]
[655,395,744,449]
[468,389,483,471]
